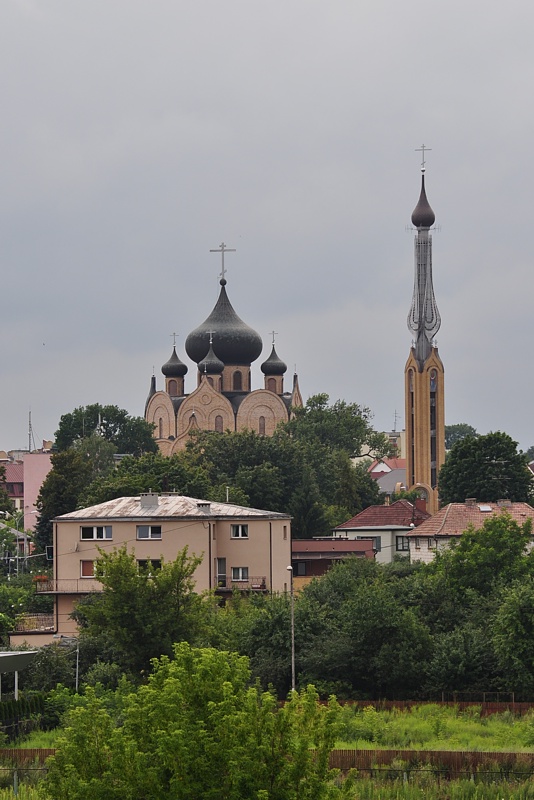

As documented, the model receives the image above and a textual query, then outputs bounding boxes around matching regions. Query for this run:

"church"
[145,247,303,454]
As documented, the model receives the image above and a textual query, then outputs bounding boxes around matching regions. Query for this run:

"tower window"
[267,377,276,392]
[215,415,223,433]
[158,418,163,439]
[233,371,243,391]
[168,379,178,396]
[259,416,266,435]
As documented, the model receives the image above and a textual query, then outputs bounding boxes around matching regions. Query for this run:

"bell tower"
[404,154,445,514]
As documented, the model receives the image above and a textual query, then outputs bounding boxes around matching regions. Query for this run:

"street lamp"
[286,565,295,692]
[53,635,80,692]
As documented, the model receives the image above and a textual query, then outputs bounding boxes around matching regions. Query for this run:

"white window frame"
[136,525,162,540]
[231,567,249,582]
[80,526,112,541]
[231,524,249,539]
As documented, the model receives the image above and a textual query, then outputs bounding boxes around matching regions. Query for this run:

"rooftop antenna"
[393,409,400,432]
[210,242,236,281]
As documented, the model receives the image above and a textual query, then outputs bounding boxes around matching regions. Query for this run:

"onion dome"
[162,346,188,378]
[261,345,287,375]
[411,173,435,228]
[185,279,263,366]
[198,343,224,375]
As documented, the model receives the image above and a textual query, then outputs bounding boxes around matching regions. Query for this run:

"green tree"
[77,546,208,676]
[42,644,343,800]
[430,513,533,597]
[493,578,534,695]
[34,450,92,552]
[284,393,391,457]
[0,465,14,515]
[438,431,533,504]
[525,445,534,462]
[445,423,478,450]
[55,403,157,456]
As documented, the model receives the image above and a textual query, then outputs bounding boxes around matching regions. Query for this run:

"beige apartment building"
[13,493,291,644]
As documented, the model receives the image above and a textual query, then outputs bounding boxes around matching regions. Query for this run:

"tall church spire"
[407,169,441,370]
[404,157,445,515]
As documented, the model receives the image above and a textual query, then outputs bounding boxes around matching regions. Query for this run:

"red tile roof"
[4,463,23,483]
[408,501,534,538]
[334,499,430,530]
[369,458,407,473]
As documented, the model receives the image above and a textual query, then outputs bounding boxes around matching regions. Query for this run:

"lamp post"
[286,565,295,692]
[53,635,79,692]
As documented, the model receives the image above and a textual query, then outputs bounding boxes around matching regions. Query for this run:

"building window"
[415,537,421,550]
[137,525,162,540]
[215,415,223,433]
[158,418,163,439]
[232,566,249,582]
[80,526,112,540]
[295,562,306,576]
[233,371,242,391]
[428,538,436,550]
[396,536,410,552]
[168,379,178,396]
[231,524,249,539]
[207,377,214,387]
[259,416,266,435]
[267,377,276,392]
[137,559,162,572]
[80,560,95,577]
[283,525,287,540]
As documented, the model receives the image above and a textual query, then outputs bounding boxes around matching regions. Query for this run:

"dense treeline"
[35,395,390,549]
[17,512,534,702]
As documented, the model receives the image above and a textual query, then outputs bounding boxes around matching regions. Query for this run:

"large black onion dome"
[198,343,224,375]
[162,346,188,377]
[185,279,263,366]
[411,173,435,228]
[261,345,287,375]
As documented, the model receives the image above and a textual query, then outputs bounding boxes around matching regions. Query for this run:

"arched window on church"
[259,416,266,435]
[267,377,276,393]
[207,377,214,387]
[158,418,163,439]
[233,371,242,391]
[168,379,178,396]
[215,415,223,433]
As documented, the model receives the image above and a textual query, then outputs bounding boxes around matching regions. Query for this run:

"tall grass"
[337,704,534,751]
[344,778,534,798]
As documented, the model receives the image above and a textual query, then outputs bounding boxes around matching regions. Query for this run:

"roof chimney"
[497,499,512,508]
[465,498,477,507]
[140,493,159,508]
[197,502,211,513]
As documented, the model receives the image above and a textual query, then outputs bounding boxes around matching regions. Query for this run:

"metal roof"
[56,494,291,522]
[0,651,38,673]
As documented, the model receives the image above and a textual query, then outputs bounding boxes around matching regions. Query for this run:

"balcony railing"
[34,579,102,594]
[215,577,267,591]
[13,614,55,633]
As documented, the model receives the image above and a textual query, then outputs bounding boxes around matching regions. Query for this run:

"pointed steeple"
[144,374,157,415]
[407,169,441,370]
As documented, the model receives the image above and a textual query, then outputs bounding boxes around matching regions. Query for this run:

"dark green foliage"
[438,431,533,504]
[55,403,157,455]
[444,422,478,450]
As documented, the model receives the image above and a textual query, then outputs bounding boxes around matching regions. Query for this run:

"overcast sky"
[1,0,533,454]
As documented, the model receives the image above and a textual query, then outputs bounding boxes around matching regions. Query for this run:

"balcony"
[34,579,102,594]
[215,577,267,592]
[13,614,55,633]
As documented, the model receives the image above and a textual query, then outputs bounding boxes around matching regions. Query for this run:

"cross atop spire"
[210,242,236,282]
[270,330,278,346]
[170,332,178,346]
[415,144,432,171]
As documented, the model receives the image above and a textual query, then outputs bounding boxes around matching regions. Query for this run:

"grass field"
[336,704,534,752]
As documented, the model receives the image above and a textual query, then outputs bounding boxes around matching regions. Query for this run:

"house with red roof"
[407,498,534,563]
[332,499,430,564]
[291,538,375,590]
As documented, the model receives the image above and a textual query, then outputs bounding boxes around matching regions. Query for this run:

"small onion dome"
[261,345,287,375]
[411,173,435,228]
[198,343,224,375]
[185,279,263,366]
[162,346,188,377]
